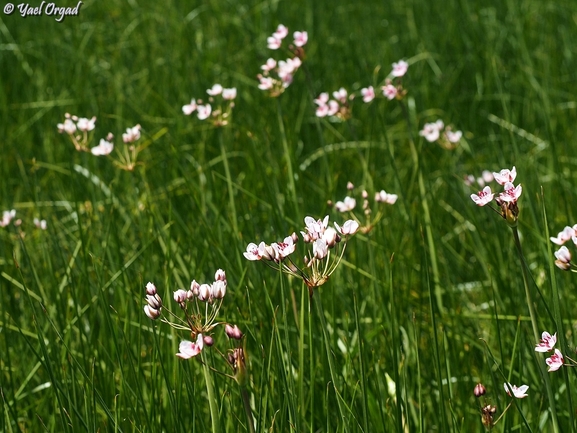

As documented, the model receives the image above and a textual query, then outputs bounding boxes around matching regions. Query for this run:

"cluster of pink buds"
[244,215,358,295]
[182,84,237,126]
[470,166,522,226]
[550,225,577,271]
[314,88,351,120]
[258,25,307,97]
[473,381,529,428]
[419,119,462,149]
[535,331,569,371]
[360,60,409,104]
[144,271,246,381]
[57,113,97,152]
[329,181,398,234]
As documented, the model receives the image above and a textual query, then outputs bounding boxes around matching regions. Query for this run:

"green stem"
[511,226,559,432]
[218,130,239,239]
[276,98,298,211]
[201,352,221,433]
[240,386,255,433]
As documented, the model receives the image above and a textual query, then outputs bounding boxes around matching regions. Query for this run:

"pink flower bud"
[144,305,161,320]
[190,280,200,296]
[203,335,214,346]
[225,324,244,340]
[211,280,227,299]
[146,282,157,295]
[173,289,187,304]
[215,268,226,282]
[198,283,212,301]
[474,383,486,397]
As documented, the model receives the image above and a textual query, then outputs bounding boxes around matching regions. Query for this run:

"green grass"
[2,0,577,431]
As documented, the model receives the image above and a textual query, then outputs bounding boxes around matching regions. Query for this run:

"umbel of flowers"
[473,381,530,429]
[330,181,398,234]
[470,166,522,227]
[143,270,246,384]
[182,83,237,127]
[359,59,409,106]
[419,119,462,149]
[257,24,308,97]
[244,215,358,297]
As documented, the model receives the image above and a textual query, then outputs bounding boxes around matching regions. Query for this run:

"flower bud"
[347,181,354,190]
[474,383,486,397]
[225,324,244,340]
[146,282,157,295]
[291,232,299,244]
[322,227,338,248]
[212,280,227,299]
[198,283,212,302]
[203,335,214,346]
[173,289,187,304]
[144,304,161,320]
[190,280,200,296]
[214,268,226,282]
[362,189,368,199]
[146,294,162,310]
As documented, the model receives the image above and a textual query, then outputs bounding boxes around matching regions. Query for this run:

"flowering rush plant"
[182,83,237,127]
[244,215,358,296]
[470,166,522,226]
[143,271,246,383]
[257,24,308,97]
[550,224,577,271]
[330,181,398,234]
[474,381,530,429]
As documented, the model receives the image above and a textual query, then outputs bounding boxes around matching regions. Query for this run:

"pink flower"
[122,124,141,143]
[222,88,237,100]
[335,220,359,236]
[550,226,577,245]
[375,190,398,204]
[335,196,356,212]
[57,118,77,135]
[535,331,557,352]
[261,58,277,72]
[445,130,462,143]
[173,289,187,303]
[554,246,572,270]
[333,88,348,103]
[361,86,375,103]
[244,242,263,260]
[257,75,274,90]
[273,24,289,40]
[498,182,522,203]
[315,104,329,117]
[546,349,564,372]
[470,186,494,206]
[196,104,212,120]
[182,99,197,115]
[91,139,114,156]
[33,218,47,230]
[293,31,308,47]
[272,236,296,259]
[303,215,329,241]
[176,334,204,359]
[0,209,16,227]
[76,116,96,132]
[504,383,529,398]
[493,166,517,185]
[146,282,157,296]
[211,280,227,299]
[382,83,398,100]
[267,36,282,50]
[312,239,329,260]
[391,60,409,77]
[419,120,444,142]
[207,84,223,96]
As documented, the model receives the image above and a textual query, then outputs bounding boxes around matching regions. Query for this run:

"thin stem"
[201,351,221,433]
[276,98,298,211]
[240,386,255,433]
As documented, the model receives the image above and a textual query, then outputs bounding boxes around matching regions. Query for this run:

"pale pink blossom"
[314,93,329,106]
[91,139,114,156]
[498,182,522,203]
[211,280,227,299]
[244,242,263,260]
[312,238,329,260]
[375,190,398,204]
[197,283,212,301]
[335,220,359,236]
[419,120,444,142]
[504,383,529,398]
[550,226,576,245]
[333,88,348,103]
[271,236,296,259]
[261,58,277,72]
[176,334,204,359]
[76,116,96,132]
[215,269,226,282]
[445,130,462,143]
[196,104,212,120]
[146,282,157,296]
[33,218,47,230]
[122,124,141,143]
[335,196,356,212]
[322,226,339,247]
[182,99,197,115]
[273,24,289,40]
[327,100,339,116]
[173,289,187,303]
[0,209,16,227]
[482,170,494,183]
[257,75,274,90]
[222,88,237,100]
[470,186,494,206]
[267,36,282,50]
[303,215,329,241]
[535,331,557,352]
[315,104,330,117]
[225,324,243,340]
[546,349,564,372]
[293,31,308,47]
[361,86,375,103]
[554,246,572,270]
[207,84,223,96]
[57,118,77,135]
[382,83,398,100]
[391,60,409,77]
[493,166,517,185]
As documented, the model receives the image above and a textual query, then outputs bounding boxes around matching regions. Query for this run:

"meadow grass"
[1,0,577,431]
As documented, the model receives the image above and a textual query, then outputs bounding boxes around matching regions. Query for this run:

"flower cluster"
[419,119,462,149]
[360,60,409,104]
[330,181,398,234]
[57,113,97,152]
[182,84,237,126]
[0,209,47,232]
[258,24,307,97]
[535,331,568,372]
[550,225,577,271]
[244,215,358,295]
[470,166,522,226]
[144,271,245,380]
[314,88,351,120]
[474,381,529,429]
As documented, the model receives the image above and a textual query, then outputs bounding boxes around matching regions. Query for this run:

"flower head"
[493,166,517,185]
[504,383,529,398]
[470,186,494,206]
[76,116,96,132]
[375,190,398,204]
[122,124,141,143]
[361,86,375,103]
[91,138,114,156]
[293,31,308,47]
[335,196,356,212]
[550,226,577,245]
[498,182,522,203]
[182,99,197,115]
[546,349,564,372]
[554,246,572,270]
[535,331,557,352]
[207,84,223,96]
[176,334,204,359]
[391,60,409,77]
[419,120,444,142]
